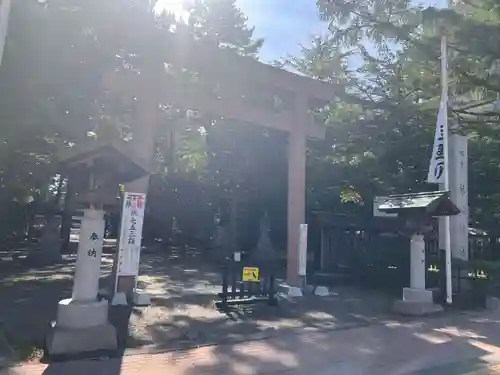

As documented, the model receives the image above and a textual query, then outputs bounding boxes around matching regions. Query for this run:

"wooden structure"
[216,214,279,309]
[216,261,278,310]
[104,39,336,291]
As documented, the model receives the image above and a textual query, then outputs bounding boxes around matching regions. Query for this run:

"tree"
[1,0,277,248]
[283,0,500,227]
[137,0,271,247]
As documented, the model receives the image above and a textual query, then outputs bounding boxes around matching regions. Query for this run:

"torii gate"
[104,39,335,292]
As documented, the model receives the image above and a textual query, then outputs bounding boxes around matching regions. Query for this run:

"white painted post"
[72,208,105,302]
[298,224,308,281]
[410,233,426,290]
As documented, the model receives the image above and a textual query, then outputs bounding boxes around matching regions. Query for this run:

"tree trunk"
[60,177,73,253]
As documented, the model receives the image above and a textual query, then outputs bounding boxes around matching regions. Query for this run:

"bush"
[455,259,500,298]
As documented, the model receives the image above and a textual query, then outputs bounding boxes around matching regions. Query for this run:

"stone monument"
[250,214,282,298]
[250,213,278,265]
[45,142,149,355]
[24,211,62,266]
[378,191,460,316]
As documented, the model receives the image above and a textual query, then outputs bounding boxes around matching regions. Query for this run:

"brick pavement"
[4,311,500,375]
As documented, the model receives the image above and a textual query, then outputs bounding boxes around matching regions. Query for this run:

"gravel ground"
[122,248,396,353]
[0,247,396,365]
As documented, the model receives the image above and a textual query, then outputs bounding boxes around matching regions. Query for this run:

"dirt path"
[0,247,396,366]
[122,248,396,352]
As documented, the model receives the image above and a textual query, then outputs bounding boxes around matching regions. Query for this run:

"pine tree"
[292,0,500,225]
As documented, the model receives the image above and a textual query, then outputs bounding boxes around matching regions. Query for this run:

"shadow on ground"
[6,312,500,374]
[118,247,397,354]
[178,312,500,375]
[3,247,500,374]
[0,252,115,367]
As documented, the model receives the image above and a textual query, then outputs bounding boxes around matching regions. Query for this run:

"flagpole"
[440,2,453,304]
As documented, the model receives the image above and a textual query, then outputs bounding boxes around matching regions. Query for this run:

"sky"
[236,0,447,62]
[157,0,447,62]
[236,0,326,62]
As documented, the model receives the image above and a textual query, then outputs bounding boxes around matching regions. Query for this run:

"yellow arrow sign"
[242,267,260,282]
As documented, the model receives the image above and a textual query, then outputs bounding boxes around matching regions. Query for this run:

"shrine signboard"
[116,192,146,278]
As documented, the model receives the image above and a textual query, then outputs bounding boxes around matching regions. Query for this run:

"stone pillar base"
[45,298,117,355]
[111,292,128,306]
[278,283,303,297]
[392,288,443,316]
[131,289,151,306]
[56,298,108,328]
[314,286,329,297]
[45,322,117,356]
[486,296,500,311]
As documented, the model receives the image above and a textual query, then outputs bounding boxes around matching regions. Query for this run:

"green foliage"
[284,0,500,224]
[0,0,272,244]
[454,259,500,297]
[4,0,500,249]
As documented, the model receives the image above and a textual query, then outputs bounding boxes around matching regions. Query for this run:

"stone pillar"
[46,207,117,355]
[392,232,443,316]
[72,208,105,301]
[286,128,306,286]
[298,223,308,287]
[410,233,426,290]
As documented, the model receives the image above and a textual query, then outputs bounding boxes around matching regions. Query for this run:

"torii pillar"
[286,101,308,285]
[106,43,333,293]
[113,73,159,298]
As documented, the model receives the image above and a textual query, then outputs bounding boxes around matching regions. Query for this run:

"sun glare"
[154,0,188,20]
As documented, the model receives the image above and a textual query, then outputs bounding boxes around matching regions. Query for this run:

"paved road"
[413,361,500,374]
[4,311,500,375]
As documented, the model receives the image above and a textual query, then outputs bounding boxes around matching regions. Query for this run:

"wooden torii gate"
[104,39,335,291]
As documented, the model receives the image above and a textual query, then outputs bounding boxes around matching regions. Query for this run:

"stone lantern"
[378,190,460,316]
[45,142,149,355]
[250,213,279,269]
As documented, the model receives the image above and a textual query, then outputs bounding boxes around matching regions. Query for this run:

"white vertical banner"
[427,102,448,184]
[116,192,146,277]
[298,224,308,277]
[449,134,468,260]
